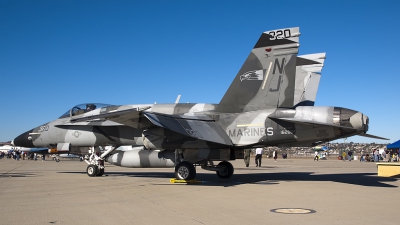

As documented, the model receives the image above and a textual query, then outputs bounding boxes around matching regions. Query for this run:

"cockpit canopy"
[59,103,111,119]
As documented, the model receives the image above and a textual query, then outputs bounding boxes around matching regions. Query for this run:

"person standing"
[382,150,387,162]
[255,148,263,167]
[243,149,251,167]
[342,151,346,161]
[314,151,319,161]
[347,150,353,161]
[273,150,278,162]
[16,150,20,161]
[374,149,379,162]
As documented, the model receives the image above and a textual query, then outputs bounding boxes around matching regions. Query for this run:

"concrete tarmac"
[1,157,399,225]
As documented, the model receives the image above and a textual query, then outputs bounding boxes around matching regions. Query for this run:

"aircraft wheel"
[87,165,98,177]
[56,159,60,162]
[97,168,104,176]
[174,161,196,180]
[216,161,234,179]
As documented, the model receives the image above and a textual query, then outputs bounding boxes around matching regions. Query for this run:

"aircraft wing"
[143,112,233,146]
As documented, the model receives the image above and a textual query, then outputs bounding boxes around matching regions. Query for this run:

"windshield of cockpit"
[58,103,111,118]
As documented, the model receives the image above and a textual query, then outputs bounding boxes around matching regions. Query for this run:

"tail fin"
[293,53,326,107]
[217,27,300,113]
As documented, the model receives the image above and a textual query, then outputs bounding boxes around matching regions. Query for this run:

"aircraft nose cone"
[13,130,34,147]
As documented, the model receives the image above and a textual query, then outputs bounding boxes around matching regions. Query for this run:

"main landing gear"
[174,161,196,180]
[85,146,117,177]
[173,160,234,180]
[51,154,60,162]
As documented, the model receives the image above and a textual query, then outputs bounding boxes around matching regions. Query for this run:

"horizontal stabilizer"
[143,112,233,146]
[269,116,363,131]
[357,133,389,140]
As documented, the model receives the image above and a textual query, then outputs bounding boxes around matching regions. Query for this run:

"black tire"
[216,161,234,179]
[97,168,104,176]
[87,165,98,177]
[174,161,196,180]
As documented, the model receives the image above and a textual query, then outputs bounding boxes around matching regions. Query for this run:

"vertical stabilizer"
[294,53,326,107]
[217,27,300,113]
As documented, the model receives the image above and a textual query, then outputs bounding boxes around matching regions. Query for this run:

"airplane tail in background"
[217,27,300,113]
[294,53,326,107]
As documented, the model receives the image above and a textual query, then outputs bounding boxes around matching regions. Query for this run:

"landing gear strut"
[85,146,118,177]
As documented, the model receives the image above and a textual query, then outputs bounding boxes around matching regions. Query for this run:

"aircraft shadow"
[0,172,36,178]
[58,171,398,188]
[195,172,398,188]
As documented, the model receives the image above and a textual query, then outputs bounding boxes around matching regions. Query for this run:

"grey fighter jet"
[13,27,387,180]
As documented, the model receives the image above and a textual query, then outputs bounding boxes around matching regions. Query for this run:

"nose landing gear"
[85,146,118,177]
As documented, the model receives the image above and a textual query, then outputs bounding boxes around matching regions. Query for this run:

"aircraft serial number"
[38,125,49,132]
[280,130,292,135]
[269,29,291,40]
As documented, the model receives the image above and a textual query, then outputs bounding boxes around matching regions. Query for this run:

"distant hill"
[0,141,11,145]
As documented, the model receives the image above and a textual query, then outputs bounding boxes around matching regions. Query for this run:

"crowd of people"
[0,149,24,160]
[0,150,45,161]
[360,148,399,162]
[243,147,400,166]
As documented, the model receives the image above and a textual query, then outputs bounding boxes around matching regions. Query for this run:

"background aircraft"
[0,144,47,154]
[13,27,387,180]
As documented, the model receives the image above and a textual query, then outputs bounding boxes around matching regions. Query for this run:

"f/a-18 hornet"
[13,27,387,180]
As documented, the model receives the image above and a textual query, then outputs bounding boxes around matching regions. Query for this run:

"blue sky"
[1,0,399,144]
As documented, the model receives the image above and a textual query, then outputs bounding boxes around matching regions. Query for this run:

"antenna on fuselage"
[175,95,181,104]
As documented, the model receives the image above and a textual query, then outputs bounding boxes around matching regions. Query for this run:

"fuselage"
[13,103,368,150]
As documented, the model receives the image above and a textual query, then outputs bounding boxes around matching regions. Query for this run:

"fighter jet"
[13,27,387,180]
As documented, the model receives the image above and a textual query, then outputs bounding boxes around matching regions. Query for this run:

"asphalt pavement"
[1,156,399,225]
